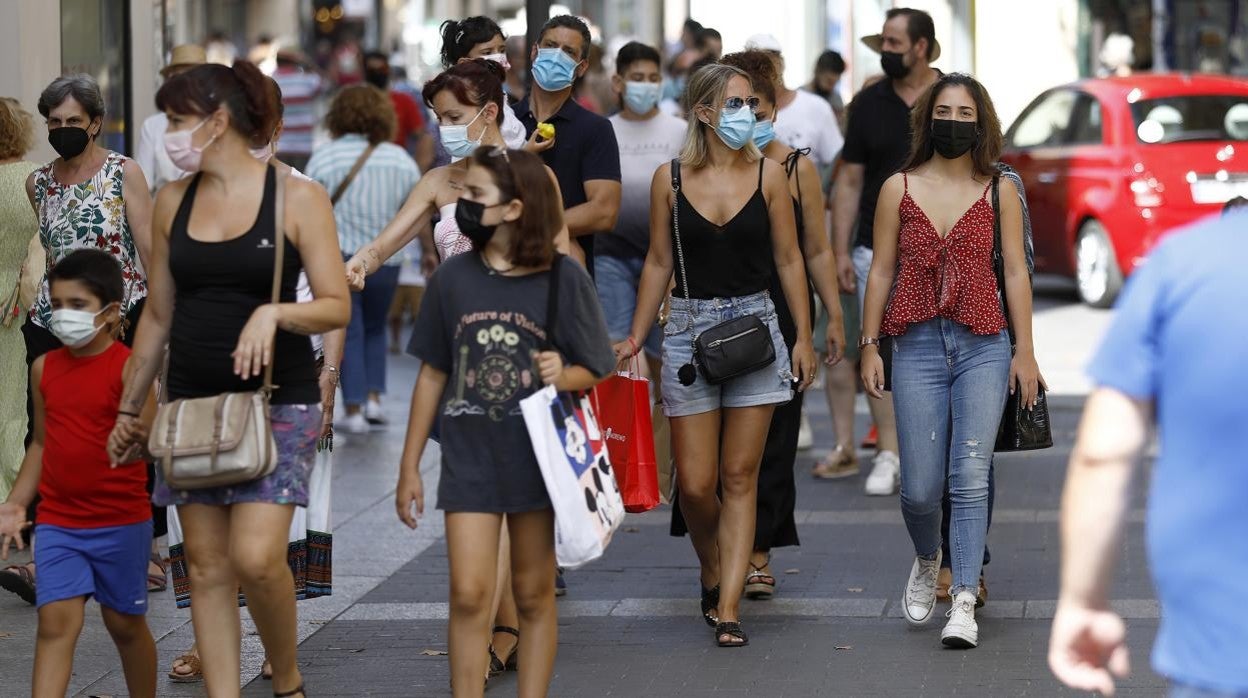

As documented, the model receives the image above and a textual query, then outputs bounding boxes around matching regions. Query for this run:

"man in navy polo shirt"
[513,14,621,274]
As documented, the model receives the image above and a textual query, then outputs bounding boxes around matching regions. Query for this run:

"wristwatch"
[858,337,881,349]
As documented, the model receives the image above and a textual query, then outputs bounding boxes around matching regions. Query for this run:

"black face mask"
[455,197,504,248]
[48,126,91,160]
[364,69,389,90]
[880,51,910,80]
[931,118,978,160]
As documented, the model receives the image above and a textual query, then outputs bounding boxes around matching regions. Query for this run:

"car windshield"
[1132,95,1248,144]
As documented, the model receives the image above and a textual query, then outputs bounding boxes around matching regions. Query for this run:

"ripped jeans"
[890,318,1011,597]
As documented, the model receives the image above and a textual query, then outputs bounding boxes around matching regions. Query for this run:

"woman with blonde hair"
[616,63,817,647]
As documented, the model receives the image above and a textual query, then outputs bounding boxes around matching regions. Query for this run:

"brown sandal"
[0,563,36,605]
[168,652,203,683]
[744,558,775,600]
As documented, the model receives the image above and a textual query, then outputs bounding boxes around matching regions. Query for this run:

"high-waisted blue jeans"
[891,318,1010,597]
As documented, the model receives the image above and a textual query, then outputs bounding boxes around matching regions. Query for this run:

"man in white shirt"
[745,34,844,186]
[599,41,687,381]
[134,44,206,194]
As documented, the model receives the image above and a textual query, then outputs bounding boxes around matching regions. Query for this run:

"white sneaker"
[796,412,814,451]
[864,450,900,496]
[365,399,387,427]
[341,413,369,434]
[941,590,979,648]
[902,550,942,626]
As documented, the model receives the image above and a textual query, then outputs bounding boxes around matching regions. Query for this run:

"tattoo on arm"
[367,247,381,263]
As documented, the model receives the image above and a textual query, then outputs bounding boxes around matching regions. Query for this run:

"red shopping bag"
[591,363,659,513]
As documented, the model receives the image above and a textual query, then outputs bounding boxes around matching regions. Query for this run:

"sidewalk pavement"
[0,345,1165,696]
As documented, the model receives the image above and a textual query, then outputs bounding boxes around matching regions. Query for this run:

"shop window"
[60,0,131,155]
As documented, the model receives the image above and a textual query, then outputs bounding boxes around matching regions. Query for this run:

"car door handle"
[1037,171,1058,184]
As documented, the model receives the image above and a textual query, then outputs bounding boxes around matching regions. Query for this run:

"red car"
[1002,73,1248,307]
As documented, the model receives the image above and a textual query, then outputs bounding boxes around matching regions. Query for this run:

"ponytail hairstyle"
[439,17,506,68]
[468,147,561,268]
[155,60,277,144]
[422,58,506,127]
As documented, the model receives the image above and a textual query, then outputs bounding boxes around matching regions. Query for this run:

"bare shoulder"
[880,171,907,197]
[286,174,332,209]
[154,177,192,215]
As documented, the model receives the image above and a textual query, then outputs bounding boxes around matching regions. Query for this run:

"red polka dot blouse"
[881,173,1008,337]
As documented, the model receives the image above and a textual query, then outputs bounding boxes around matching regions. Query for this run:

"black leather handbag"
[670,160,776,386]
[991,175,1053,452]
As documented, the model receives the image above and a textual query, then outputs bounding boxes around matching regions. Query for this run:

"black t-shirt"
[407,253,616,512]
[513,97,621,272]
[841,78,917,250]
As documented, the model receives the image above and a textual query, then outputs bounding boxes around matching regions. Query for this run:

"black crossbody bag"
[669,159,776,386]
[991,175,1053,452]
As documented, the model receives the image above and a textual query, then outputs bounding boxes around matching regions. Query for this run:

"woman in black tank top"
[614,63,818,648]
[660,50,847,603]
[109,63,349,698]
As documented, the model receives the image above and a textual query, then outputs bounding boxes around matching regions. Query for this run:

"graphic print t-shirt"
[407,253,616,512]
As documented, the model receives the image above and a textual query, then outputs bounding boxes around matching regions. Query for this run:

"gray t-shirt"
[408,253,617,512]
[597,111,687,259]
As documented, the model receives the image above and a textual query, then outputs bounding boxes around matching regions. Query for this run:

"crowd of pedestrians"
[0,6,1240,698]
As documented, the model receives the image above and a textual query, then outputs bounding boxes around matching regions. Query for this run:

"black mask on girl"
[454,197,505,248]
[880,51,910,80]
[48,126,91,160]
[930,118,978,160]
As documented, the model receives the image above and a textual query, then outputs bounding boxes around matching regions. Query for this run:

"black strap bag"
[991,175,1053,452]
[669,159,776,386]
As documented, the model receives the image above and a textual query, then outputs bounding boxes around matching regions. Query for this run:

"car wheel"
[1075,220,1123,309]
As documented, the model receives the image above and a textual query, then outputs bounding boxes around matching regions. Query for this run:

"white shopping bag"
[520,384,624,569]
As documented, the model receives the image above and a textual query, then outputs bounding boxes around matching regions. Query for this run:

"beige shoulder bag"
[148,169,289,489]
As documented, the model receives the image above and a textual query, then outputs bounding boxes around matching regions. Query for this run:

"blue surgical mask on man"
[713,106,756,150]
[531,48,580,91]
[752,119,776,149]
[623,81,661,115]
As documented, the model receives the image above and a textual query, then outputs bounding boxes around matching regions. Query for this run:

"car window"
[1069,94,1104,145]
[1010,90,1078,149]
[1132,95,1248,143]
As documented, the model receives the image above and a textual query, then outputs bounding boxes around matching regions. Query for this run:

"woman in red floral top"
[860,73,1044,651]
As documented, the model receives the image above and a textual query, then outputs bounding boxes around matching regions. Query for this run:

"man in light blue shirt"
[1050,210,1248,697]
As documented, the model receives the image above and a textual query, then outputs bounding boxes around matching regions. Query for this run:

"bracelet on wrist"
[118,410,140,418]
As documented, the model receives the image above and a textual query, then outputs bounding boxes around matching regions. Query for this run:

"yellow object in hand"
[536,122,555,140]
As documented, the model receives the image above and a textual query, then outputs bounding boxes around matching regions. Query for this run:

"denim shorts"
[595,254,662,357]
[660,290,793,417]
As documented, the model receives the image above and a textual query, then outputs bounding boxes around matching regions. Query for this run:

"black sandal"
[274,685,305,697]
[715,621,749,648]
[700,585,720,627]
[487,625,519,678]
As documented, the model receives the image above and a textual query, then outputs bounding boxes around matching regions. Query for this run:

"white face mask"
[49,305,111,348]
[482,52,510,71]
[163,118,217,173]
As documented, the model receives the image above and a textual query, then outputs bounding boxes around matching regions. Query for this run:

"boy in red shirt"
[0,249,157,698]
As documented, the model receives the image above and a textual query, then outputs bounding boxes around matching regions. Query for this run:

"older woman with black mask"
[0,74,159,607]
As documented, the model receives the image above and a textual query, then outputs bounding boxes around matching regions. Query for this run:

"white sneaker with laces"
[864,450,900,496]
[941,590,979,648]
[365,399,387,427]
[342,412,369,434]
[903,550,942,626]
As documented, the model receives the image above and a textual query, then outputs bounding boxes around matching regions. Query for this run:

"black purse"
[669,159,776,386]
[991,175,1053,452]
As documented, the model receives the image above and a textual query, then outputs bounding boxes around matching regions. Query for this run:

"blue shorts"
[595,254,662,358]
[660,290,793,418]
[34,520,152,615]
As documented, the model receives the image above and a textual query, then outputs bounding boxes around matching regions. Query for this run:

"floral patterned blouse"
[31,151,146,328]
